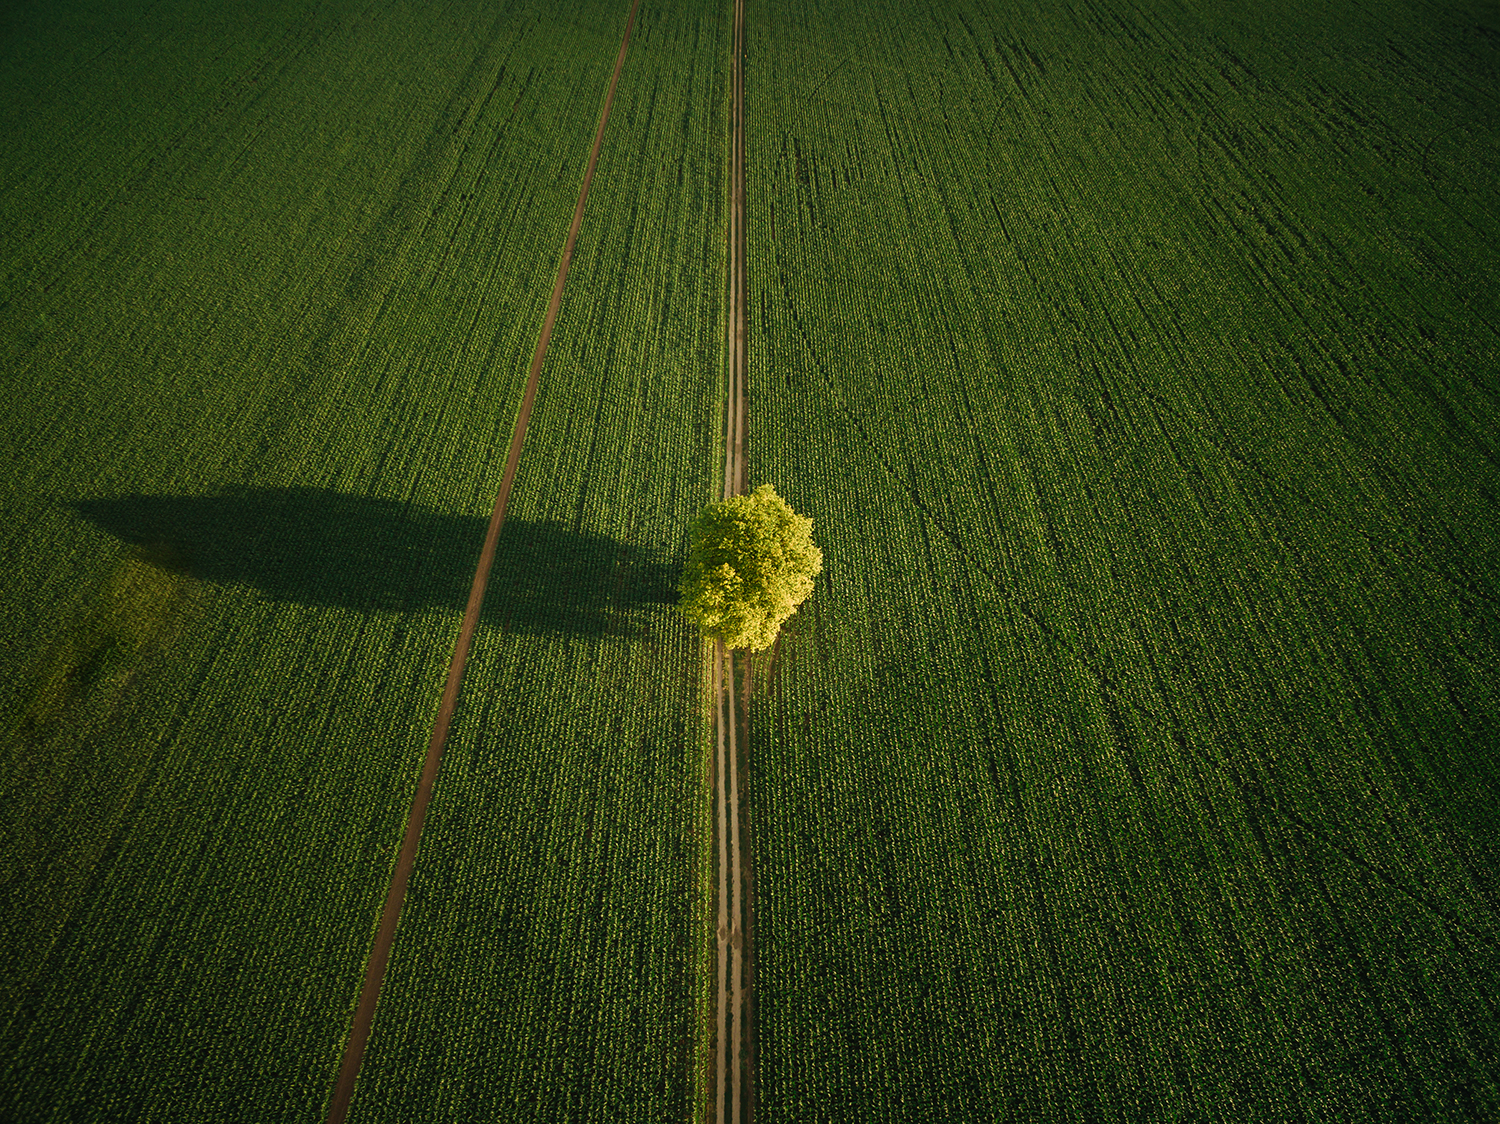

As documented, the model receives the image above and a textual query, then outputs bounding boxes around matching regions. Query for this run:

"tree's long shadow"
[73,487,677,637]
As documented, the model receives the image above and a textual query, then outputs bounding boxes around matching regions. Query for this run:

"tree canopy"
[677,484,823,651]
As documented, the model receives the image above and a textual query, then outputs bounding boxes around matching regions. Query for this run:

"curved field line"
[322,3,643,1120]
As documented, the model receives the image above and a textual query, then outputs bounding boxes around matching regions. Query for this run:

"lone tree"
[678,484,823,651]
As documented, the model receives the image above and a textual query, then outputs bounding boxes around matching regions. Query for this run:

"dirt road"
[712,0,751,1119]
[322,3,643,1120]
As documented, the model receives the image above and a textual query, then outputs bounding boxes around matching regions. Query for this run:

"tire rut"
[321,3,644,1119]
[711,0,751,1119]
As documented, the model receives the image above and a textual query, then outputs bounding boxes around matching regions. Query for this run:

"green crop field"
[743,0,1499,1119]
[5,0,1499,1119]
[0,0,720,1119]
[343,0,729,1117]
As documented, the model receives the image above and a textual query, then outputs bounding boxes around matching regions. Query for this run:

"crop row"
[0,0,640,1120]
[744,0,1500,1118]
[344,0,730,1118]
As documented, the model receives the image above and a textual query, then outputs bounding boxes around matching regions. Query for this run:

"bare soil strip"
[714,639,731,1118]
[712,0,750,1120]
[323,4,643,1121]
[725,0,748,503]
[727,646,746,1124]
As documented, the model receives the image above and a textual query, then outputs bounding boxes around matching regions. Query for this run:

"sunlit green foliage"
[678,484,822,651]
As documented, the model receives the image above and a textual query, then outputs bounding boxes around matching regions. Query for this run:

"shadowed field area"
[742,0,1500,1118]
[75,488,676,637]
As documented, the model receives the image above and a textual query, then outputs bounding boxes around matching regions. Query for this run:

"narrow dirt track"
[322,4,642,1121]
[713,0,750,1119]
